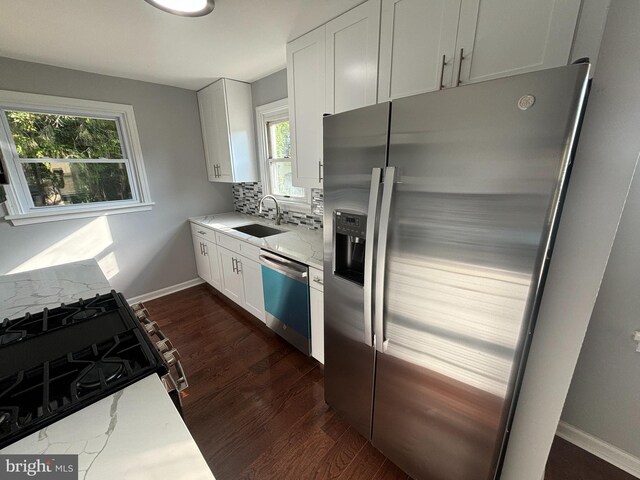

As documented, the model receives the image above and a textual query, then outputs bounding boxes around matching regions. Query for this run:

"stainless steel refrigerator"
[323,64,590,480]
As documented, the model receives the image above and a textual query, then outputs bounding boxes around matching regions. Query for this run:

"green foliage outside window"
[5,111,132,206]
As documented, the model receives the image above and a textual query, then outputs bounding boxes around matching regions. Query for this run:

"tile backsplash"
[232,182,324,229]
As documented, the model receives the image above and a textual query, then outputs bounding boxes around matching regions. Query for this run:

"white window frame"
[0,90,153,226]
[255,99,310,210]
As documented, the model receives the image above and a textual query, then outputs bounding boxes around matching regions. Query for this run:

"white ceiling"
[0,0,364,90]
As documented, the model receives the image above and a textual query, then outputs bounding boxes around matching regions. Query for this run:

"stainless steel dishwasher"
[259,250,311,355]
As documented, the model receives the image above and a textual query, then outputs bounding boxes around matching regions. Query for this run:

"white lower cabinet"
[238,256,265,322]
[216,242,265,322]
[309,267,324,364]
[218,247,245,306]
[192,235,222,291]
[192,235,212,285]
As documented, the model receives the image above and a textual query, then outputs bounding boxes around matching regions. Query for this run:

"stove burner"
[69,308,101,321]
[76,361,125,391]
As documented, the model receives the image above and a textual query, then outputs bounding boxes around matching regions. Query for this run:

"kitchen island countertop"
[0,261,215,480]
[189,212,324,270]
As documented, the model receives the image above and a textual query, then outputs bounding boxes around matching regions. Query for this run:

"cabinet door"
[378,0,461,101]
[204,240,222,291]
[310,287,324,364]
[238,257,265,322]
[225,80,258,182]
[192,235,212,285]
[197,85,221,182]
[455,0,581,85]
[218,247,244,306]
[197,80,233,182]
[287,26,326,189]
[326,0,381,114]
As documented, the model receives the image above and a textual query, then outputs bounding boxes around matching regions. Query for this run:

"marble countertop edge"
[189,212,324,270]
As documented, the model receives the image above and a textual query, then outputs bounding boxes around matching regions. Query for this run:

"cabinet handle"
[216,164,221,178]
[198,230,207,235]
[318,161,323,183]
[438,54,448,90]
[231,257,237,273]
[235,258,241,275]
[214,165,219,178]
[455,48,465,87]
[313,275,323,285]
[203,244,208,256]
[200,242,204,255]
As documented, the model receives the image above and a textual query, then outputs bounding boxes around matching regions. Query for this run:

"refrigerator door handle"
[374,166,396,353]
[363,168,382,347]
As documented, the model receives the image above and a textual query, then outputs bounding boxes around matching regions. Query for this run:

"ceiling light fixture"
[144,0,215,17]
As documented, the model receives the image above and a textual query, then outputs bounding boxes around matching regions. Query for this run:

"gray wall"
[501,0,640,477]
[249,68,288,167]
[251,68,287,109]
[0,57,233,298]
[561,151,640,455]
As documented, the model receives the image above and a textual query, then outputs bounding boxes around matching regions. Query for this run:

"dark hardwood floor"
[146,284,635,480]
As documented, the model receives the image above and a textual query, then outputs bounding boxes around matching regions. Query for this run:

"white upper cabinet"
[378,0,461,101]
[197,78,258,183]
[287,26,326,189]
[378,0,581,100]
[454,0,582,85]
[288,0,380,188]
[326,0,381,114]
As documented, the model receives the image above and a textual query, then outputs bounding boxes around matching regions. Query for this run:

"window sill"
[279,200,313,214]
[5,202,155,226]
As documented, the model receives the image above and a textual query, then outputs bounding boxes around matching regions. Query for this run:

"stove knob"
[134,308,150,321]
[163,349,180,367]
[156,338,173,353]
[144,321,158,334]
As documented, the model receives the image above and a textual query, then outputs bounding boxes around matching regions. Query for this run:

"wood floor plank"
[312,426,367,480]
[337,441,387,480]
[210,367,325,479]
[236,402,336,480]
[146,284,626,480]
[373,459,411,480]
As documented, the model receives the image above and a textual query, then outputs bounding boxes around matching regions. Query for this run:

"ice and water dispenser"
[334,210,367,286]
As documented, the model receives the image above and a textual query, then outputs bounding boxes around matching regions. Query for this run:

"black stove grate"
[0,294,123,346]
[0,291,165,448]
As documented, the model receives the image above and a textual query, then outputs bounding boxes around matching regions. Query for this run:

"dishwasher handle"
[259,253,309,283]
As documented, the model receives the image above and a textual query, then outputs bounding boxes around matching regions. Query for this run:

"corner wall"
[0,57,233,298]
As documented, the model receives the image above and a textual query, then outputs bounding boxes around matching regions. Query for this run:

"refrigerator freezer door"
[323,102,390,439]
[372,65,589,480]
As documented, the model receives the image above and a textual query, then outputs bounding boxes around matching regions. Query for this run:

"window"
[0,90,152,225]
[256,99,309,205]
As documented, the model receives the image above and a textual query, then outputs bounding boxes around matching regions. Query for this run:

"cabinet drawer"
[216,232,242,254]
[191,223,215,241]
[239,242,261,262]
[309,267,324,292]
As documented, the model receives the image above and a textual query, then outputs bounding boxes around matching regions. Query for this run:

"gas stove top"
[0,291,166,448]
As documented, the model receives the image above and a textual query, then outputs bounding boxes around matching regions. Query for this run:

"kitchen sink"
[232,223,284,238]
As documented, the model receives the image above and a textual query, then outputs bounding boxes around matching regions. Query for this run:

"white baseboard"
[557,421,640,478]
[127,277,205,304]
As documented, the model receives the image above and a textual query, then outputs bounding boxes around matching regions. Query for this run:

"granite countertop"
[2,375,214,480]
[189,212,324,270]
[0,260,111,320]
[0,261,215,480]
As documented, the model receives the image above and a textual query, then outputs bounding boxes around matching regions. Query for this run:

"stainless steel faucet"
[258,194,282,225]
